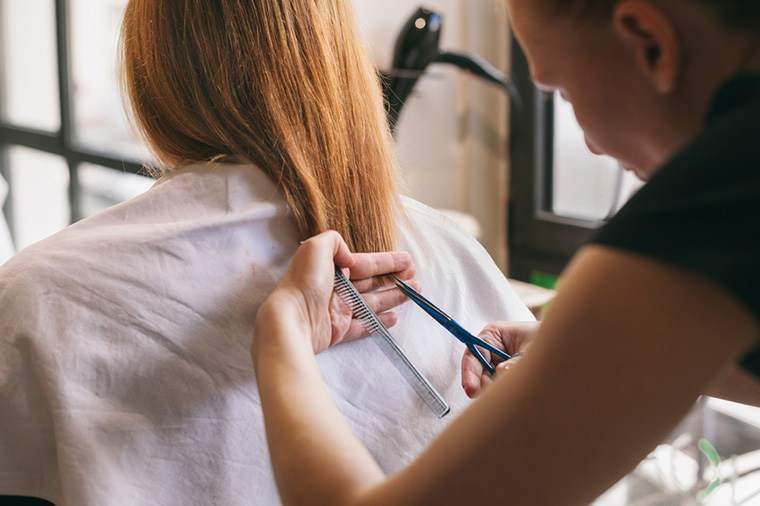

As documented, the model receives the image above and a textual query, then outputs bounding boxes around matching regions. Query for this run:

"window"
[0,0,151,255]
[0,0,61,132]
[508,40,641,282]
[69,0,150,160]
[6,146,69,249]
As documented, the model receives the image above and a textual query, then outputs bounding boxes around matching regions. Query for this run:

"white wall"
[352,1,511,269]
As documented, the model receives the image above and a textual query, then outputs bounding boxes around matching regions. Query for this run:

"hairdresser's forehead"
[507,1,565,55]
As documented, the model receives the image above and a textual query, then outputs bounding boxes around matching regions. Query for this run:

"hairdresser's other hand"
[461,321,539,398]
[254,231,415,359]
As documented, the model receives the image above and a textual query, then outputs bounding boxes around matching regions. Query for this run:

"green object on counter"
[530,271,559,290]
[696,438,722,502]
[699,438,721,466]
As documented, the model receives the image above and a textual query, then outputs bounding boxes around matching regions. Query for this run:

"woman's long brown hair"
[121,0,398,252]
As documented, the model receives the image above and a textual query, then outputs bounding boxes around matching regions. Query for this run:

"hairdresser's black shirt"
[593,73,760,377]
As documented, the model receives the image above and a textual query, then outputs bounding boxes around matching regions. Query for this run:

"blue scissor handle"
[444,320,511,375]
[468,343,496,375]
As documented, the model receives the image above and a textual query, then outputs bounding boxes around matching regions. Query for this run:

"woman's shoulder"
[400,197,477,243]
[399,197,492,265]
[0,163,293,339]
[398,196,534,322]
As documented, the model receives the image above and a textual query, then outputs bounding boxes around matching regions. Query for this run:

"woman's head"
[121,0,398,253]
[507,0,760,179]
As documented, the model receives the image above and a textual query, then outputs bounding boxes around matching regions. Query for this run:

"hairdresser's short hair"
[543,0,760,32]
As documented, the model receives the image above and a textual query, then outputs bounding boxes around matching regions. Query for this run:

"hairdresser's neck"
[646,39,760,175]
[695,35,760,103]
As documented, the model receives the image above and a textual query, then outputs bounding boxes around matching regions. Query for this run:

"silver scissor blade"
[393,276,453,321]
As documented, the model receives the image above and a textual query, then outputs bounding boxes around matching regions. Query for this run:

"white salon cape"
[0,163,533,505]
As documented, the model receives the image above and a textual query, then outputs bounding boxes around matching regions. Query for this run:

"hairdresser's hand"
[254,231,415,359]
[461,321,539,398]
[332,251,416,343]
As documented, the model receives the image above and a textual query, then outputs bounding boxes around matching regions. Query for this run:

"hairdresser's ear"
[612,0,681,94]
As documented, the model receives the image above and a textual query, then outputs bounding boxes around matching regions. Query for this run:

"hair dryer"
[382,7,521,134]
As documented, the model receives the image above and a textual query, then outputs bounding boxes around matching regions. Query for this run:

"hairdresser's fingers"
[329,232,355,270]
[363,288,408,315]
[343,311,399,341]
[462,331,510,398]
[349,252,415,283]
[362,282,419,315]
[288,231,355,307]
[462,349,486,398]
[496,352,526,374]
[298,230,354,271]
[377,311,399,329]
[462,323,538,396]
[478,321,539,357]
[352,265,415,293]
[329,292,354,347]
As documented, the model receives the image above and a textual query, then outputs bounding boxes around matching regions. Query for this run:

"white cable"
[0,174,15,264]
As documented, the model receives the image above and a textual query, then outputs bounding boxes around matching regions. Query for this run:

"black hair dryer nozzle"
[382,6,521,134]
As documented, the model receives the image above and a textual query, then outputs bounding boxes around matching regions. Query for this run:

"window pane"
[69,0,149,160]
[8,146,70,249]
[0,0,60,131]
[79,164,153,217]
[552,94,642,221]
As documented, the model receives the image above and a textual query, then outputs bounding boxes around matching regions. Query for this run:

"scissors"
[393,276,512,375]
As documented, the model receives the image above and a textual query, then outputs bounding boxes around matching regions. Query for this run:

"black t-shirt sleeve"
[592,103,760,375]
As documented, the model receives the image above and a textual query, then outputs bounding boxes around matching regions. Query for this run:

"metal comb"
[333,268,450,418]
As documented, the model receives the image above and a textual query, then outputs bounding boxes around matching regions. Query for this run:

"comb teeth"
[334,276,381,333]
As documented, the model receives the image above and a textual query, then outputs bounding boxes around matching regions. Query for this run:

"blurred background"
[0,0,640,277]
[0,2,758,504]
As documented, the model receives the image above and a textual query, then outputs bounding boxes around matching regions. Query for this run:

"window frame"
[0,0,144,243]
[508,38,604,281]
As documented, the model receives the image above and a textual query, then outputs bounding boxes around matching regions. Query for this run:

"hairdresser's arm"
[462,320,760,408]
[252,233,391,506]
[253,241,759,506]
